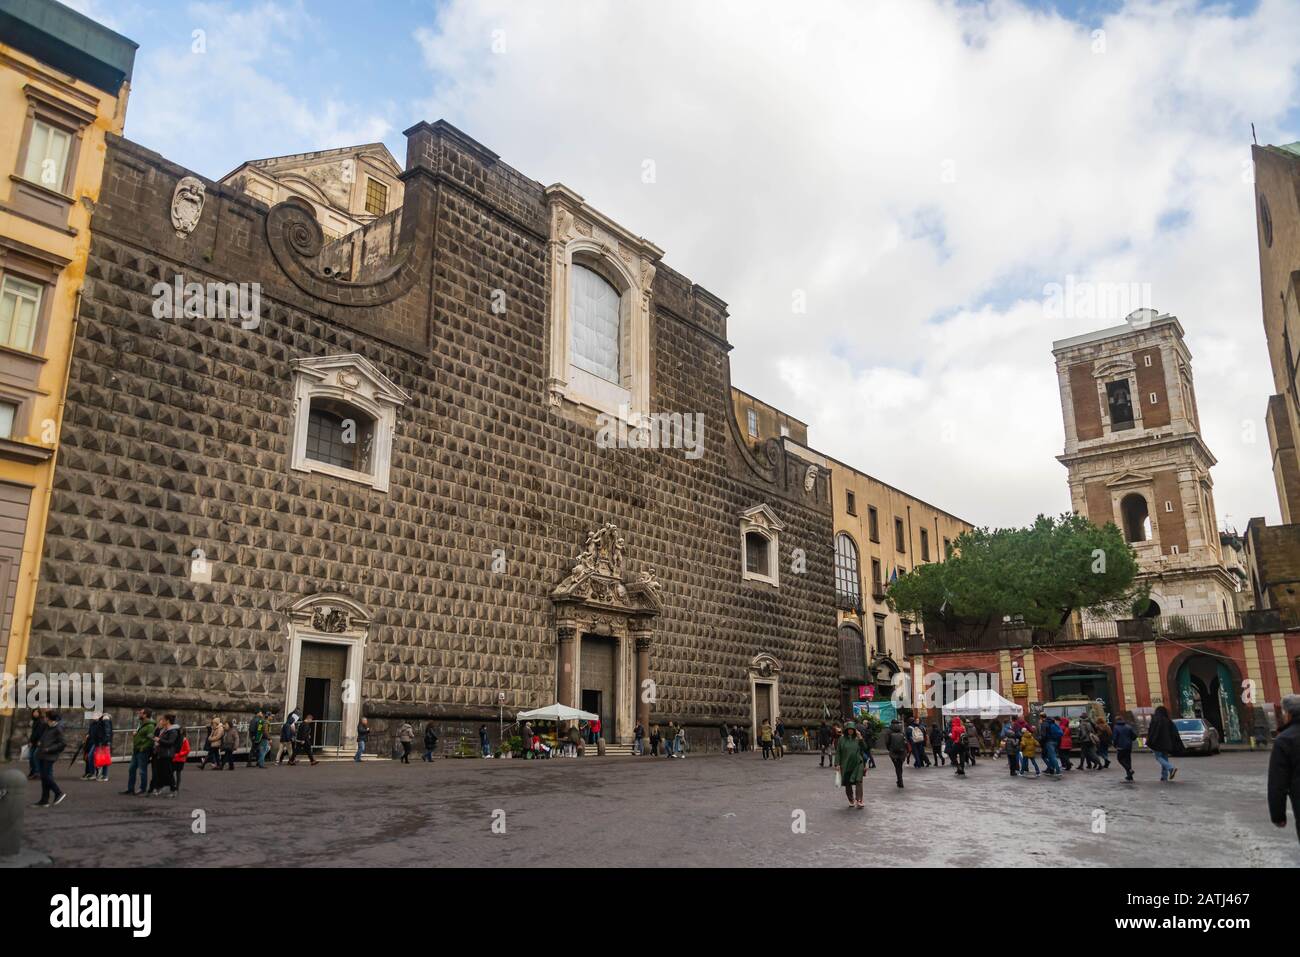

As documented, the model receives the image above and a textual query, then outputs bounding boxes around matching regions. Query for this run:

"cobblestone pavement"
[14,749,1298,867]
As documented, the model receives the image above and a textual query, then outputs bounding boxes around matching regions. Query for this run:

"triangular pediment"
[741,503,785,531]
[291,354,410,406]
[1106,470,1154,487]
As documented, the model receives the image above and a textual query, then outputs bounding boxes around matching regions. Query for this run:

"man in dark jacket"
[123,708,156,794]
[1268,694,1300,845]
[27,708,46,779]
[1146,706,1180,782]
[422,722,439,762]
[929,724,945,766]
[885,720,908,788]
[817,721,833,767]
[1112,715,1137,782]
[290,714,319,766]
[33,711,67,807]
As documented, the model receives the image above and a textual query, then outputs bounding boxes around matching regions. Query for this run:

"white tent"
[516,703,599,722]
[941,688,1023,718]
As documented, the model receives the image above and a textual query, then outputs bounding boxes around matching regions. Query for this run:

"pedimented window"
[289,354,408,491]
[740,503,785,586]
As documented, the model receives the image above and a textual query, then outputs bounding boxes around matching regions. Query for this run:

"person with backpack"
[885,719,909,788]
[1018,725,1041,777]
[394,721,414,764]
[1095,715,1113,769]
[1145,705,1180,782]
[1077,714,1101,770]
[32,710,67,808]
[1112,714,1137,782]
[1039,714,1063,776]
[908,719,928,768]
[246,710,268,768]
[123,708,156,795]
[423,723,439,762]
[1001,721,1021,776]
[836,722,866,808]
[760,720,774,759]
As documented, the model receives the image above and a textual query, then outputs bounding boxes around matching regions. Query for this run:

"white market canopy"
[516,703,599,722]
[941,689,1023,718]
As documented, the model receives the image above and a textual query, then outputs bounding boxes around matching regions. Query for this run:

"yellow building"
[0,0,134,722]
[824,459,972,715]
[730,386,973,715]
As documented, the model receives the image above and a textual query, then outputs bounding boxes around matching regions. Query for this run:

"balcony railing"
[904,606,1293,655]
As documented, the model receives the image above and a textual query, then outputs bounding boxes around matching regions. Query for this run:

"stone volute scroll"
[265,194,429,307]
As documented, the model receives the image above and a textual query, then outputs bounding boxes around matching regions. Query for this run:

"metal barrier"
[102,720,348,761]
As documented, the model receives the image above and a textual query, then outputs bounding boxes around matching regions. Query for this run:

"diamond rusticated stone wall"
[21,121,838,746]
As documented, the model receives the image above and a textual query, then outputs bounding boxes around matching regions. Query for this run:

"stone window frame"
[1092,358,1143,437]
[288,354,409,492]
[0,237,65,450]
[9,85,95,229]
[545,184,661,421]
[740,503,785,587]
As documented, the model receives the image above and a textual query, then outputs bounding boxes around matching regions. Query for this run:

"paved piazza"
[19,751,1297,868]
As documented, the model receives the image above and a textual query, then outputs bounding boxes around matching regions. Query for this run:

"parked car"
[1172,717,1220,756]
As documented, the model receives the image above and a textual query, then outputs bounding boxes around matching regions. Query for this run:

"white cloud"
[122,1,394,175]
[410,0,1298,529]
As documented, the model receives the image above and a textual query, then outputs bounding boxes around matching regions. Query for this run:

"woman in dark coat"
[1146,705,1179,782]
[836,722,866,809]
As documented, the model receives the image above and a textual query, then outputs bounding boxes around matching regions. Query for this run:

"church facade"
[18,120,839,751]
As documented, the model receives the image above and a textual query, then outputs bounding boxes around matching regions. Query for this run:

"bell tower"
[1052,311,1236,621]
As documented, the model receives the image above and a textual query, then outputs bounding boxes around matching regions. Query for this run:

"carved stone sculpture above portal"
[551,522,663,615]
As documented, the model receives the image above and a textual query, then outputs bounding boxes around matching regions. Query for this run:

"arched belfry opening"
[1121,493,1152,543]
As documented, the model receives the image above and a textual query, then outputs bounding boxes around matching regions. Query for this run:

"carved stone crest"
[310,606,349,633]
[803,464,820,493]
[171,176,206,238]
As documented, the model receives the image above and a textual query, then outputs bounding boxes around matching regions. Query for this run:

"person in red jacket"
[950,716,968,777]
[171,726,191,795]
[1058,717,1075,771]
